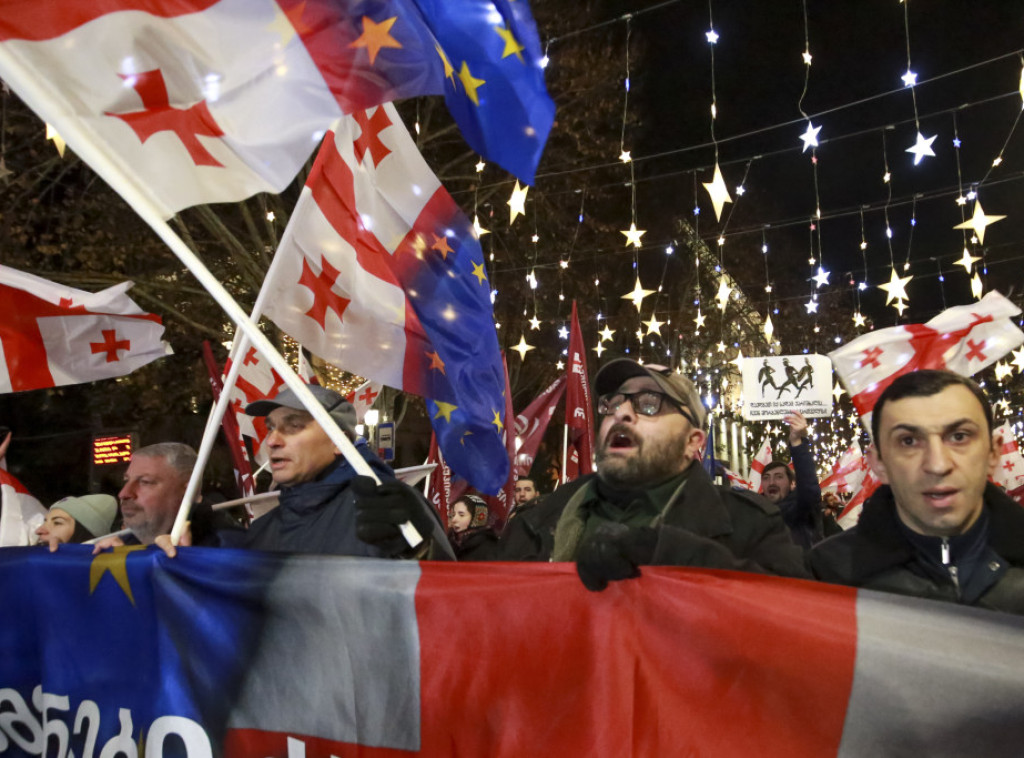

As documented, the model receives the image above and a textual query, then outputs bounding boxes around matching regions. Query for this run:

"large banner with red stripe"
[1,547,1023,757]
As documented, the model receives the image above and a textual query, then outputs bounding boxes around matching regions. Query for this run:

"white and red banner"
[829,291,1024,435]
[820,442,867,495]
[4,549,1024,757]
[993,422,1024,492]
[0,264,171,393]
[747,437,774,493]
[345,380,383,425]
[564,301,595,482]
[721,464,754,491]
[514,374,567,478]
[837,469,881,529]
[0,469,46,546]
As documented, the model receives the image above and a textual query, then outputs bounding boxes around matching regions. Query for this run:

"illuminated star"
[457,61,486,105]
[644,315,664,335]
[472,214,489,237]
[971,273,984,299]
[901,69,918,87]
[599,325,615,342]
[852,311,866,327]
[892,299,908,316]
[556,360,565,370]
[802,50,812,65]
[594,343,607,357]
[716,341,727,353]
[812,266,831,288]
[349,16,402,66]
[878,268,912,304]
[955,195,967,206]
[763,315,774,341]
[558,325,569,339]
[706,28,719,44]
[735,184,745,196]
[1010,346,1024,373]
[800,122,822,152]
[619,149,632,163]
[953,246,981,274]
[715,280,732,311]
[731,350,744,370]
[832,382,845,400]
[435,43,456,85]
[883,171,892,183]
[995,362,1013,382]
[635,329,644,341]
[511,335,535,359]
[475,159,485,173]
[804,298,819,314]
[906,131,937,165]
[694,309,706,331]
[494,25,524,61]
[621,222,646,248]
[471,261,487,284]
[508,180,528,225]
[953,201,1006,244]
[46,123,66,157]
[90,546,147,604]
[702,163,733,221]
[529,316,541,330]
[622,278,654,310]
[433,401,457,422]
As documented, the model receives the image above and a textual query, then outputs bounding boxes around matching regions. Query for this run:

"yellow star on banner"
[472,214,489,237]
[1010,347,1024,373]
[46,123,66,157]
[433,401,457,422]
[90,545,147,605]
[349,16,402,66]
[512,334,534,359]
[644,315,664,335]
[508,180,528,225]
[621,278,654,310]
[715,280,732,311]
[621,222,646,248]
[491,409,504,432]
[435,43,456,84]
[953,201,1006,244]
[494,25,524,61]
[471,261,487,284]
[457,61,486,106]
[702,162,732,221]
[878,268,912,305]
[953,246,980,274]
[599,325,615,342]
[426,350,446,373]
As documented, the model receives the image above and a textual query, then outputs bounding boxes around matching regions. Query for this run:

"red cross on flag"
[345,380,384,425]
[747,437,774,492]
[819,442,867,495]
[720,464,755,491]
[0,264,171,393]
[992,422,1024,491]
[829,291,1024,436]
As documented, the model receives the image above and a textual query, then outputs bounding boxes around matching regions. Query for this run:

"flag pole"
[0,48,381,546]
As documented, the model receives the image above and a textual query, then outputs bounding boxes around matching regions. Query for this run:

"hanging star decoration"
[832,382,845,400]
[995,362,1014,382]
[953,247,980,274]
[512,335,534,359]
[1011,346,1024,374]
[804,298,819,314]
[644,315,664,335]
[557,325,569,339]
[893,299,909,316]
[901,69,918,87]
[802,50,812,65]
[556,359,565,370]
[45,123,66,157]
[694,309,706,332]
[528,316,541,330]
[714,280,732,311]
[475,159,486,173]
[507,181,528,225]
[730,350,744,371]
[812,266,831,288]
[472,214,489,237]
[702,163,733,221]
[800,122,822,153]
[953,201,1006,244]
[763,314,774,341]
[852,311,866,327]
[594,343,606,358]
[716,341,727,353]
[971,273,984,300]
[906,131,937,165]
[878,268,912,305]
[599,325,615,342]
[622,278,654,310]
[619,149,632,163]
[621,222,646,248]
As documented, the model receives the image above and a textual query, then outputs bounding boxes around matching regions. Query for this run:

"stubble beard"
[596,424,688,489]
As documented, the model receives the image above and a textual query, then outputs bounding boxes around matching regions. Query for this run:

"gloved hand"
[354,476,436,556]
[576,523,658,592]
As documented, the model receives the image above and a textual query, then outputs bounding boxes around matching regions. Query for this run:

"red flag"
[564,301,595,481]
[0,468,45,546]
[829,291,1024,434]
[514,375,567,477]
[202,341,256,500]
[424,433,467,526]
[747,437,774,492]
[0,264,171,393]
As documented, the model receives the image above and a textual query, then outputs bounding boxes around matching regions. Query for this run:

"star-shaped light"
[763,314,774,341]
[556,359,565,370]
[955,194,967,206]
[730,350,745,371]
[644,315,664,335]
[599,325,615,342]
[619,149,632,163]
[901,69,918,87]
[812,266,831,288]
[475,159,486,173]
[621,222,646,248]
[622,278,654,310]
[995,362,1014,382]
[594,343,606,358]
[953,246,980,274]
[906,131,937,165]
[472,214,489,237]
[715,280,732,311]
[892,299,908,316]
[799,122,821,152]
[702,163,733,221]
[735,184,746,196]
[694,310,706,331]
[507,180,528,225]
[1011,346,1024,373]
[883,170,892,183]
[804,298,819,314]
[511,335,534,359]
[635,329,644,341]
[716,341,727,353]
[878,268,912,304]
[46,123,66,157]
[528,316,541,330]
[852,311,866,327]
[971,273,984,300]
[953,201,1006,244]
[802,50,812,65]
[557,325,569,339]
[832,382,845,400]
[706,28,719,44]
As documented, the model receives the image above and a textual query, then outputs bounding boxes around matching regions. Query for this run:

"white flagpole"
[0,48,382,546]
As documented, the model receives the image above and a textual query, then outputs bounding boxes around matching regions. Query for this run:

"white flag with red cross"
[819,442,868,495]
[221,345,287,465]
[0,264,171,393]
[747,437,774,493]
[992,422,1024,491]
[829,291,1024,437]
[345,380,383,425]
[0,468,46,547]
[721,464,755,491]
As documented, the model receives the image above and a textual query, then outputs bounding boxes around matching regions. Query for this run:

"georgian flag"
[820,442,867,495]
[993,422,1024,491]
[0,264,171,393]
[345,380,383,425]
[829,291,1024,437]
[0,469,45,546]
[747,437,774,492]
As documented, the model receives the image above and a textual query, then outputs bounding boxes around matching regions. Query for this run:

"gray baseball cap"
[245,385,357,436]
[594,359,707,428]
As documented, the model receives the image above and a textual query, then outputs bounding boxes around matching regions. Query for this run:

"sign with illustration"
[740,354,833,420]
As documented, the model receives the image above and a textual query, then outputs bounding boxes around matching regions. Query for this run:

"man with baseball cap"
[501,358,806,588]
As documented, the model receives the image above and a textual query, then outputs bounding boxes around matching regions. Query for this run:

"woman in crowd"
[36,494,118,547]
[447,493,501,561]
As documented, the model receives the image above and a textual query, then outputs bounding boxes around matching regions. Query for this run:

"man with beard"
[500,359,806,588]
[760,412,825,549]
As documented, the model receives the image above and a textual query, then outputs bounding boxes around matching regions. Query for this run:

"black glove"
[354,476,436,556]
[576,523,658,592]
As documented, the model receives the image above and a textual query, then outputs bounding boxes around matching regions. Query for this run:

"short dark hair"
[762,460,794,483]
[871,370,993,445]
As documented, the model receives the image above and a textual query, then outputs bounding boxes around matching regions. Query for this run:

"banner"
[741,354,832,420]
[513,374,566,477]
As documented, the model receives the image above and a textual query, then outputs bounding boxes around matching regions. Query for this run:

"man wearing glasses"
[547,358,807,590]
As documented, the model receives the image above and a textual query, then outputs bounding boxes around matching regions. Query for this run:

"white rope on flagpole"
[0,47,382,547]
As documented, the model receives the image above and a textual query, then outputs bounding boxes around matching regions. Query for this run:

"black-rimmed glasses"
[596,390,695,424]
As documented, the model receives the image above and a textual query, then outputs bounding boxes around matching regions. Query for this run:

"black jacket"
[775,440,824,550]
[809,483,1024,614]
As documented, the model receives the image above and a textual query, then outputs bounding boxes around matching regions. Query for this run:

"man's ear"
[987,430,1001,478]
[687,428,707,460]
[866,442,890,485]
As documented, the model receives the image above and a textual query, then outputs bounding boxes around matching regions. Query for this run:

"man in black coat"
[760,411,825,549]
[809,370,1024,614]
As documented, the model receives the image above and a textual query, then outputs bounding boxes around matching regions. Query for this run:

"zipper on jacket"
[941,538,960,596]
